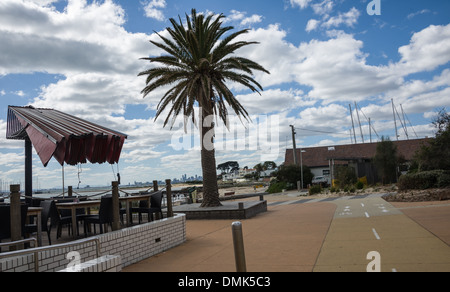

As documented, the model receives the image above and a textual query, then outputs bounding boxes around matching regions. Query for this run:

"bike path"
[313,197,450,272]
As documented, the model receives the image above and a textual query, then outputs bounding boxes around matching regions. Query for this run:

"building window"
[323,170,330,176]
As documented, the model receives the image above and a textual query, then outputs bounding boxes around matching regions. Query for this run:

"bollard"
[10,185,22,251]
[232,221,247,272]
[153,180,159,192]
[68,186,73,197]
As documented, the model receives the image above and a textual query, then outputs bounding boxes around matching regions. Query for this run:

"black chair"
[0,204,29,248]
[57,197,88,238]
[134,191,164,223]
[25,200,60,245]
[0,205,12,242]
[119,201,127,225]
[83,195,113,236]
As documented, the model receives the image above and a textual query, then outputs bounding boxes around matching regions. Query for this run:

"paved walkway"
[122,194,450,272]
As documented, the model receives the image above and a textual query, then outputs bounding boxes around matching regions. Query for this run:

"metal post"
[232,222,247,272]
[355,101,365,143]
[165,179,173,218]
[62,163,65,198]
[111,181,120,231]
[349,104,358,144]
[300,148,304,190]
[25,138,32,205]
[392,99,399,141]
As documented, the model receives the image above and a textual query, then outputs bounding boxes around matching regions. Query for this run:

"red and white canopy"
[6,106,127,167]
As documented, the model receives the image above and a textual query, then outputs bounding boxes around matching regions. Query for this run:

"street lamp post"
[300,148,304,190]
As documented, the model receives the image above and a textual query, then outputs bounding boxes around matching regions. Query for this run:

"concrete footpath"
[122,195,450,272]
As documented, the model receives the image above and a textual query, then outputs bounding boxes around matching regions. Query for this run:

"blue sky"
[0,0,449,190]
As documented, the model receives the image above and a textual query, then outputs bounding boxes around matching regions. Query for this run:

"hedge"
[267,181,287,194]
[398,170,450,191]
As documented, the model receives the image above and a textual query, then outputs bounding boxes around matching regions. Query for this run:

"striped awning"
[6,106,127,167]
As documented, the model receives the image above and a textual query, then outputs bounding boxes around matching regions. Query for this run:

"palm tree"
[139,9,269,207]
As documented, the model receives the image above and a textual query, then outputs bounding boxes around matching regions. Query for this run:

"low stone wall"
[0,213,186,272]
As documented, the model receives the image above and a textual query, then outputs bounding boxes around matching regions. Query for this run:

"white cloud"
[121,149,166,164]
[297,104,351,138]
[306,19,320,32]
[311,0,334,16]
[234,24,301,88]
[0,120,23,150]
[0,0,151,76]
[294,31,400,102]
[307,7,360,32]
[13,90,26,97]
[227,10,263,27]
[241,14,263,26]
[392,24,450,76]
[322,7,360,29]
[236,23,450,106]
[142,0,166,21]
[0,152,24,167]
[407,9,431,20]
[290,0,313,9]
[236,89,314,115]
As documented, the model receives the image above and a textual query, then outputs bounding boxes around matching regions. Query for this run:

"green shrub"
[398,170,450,190]
[438,173,450,188]
[309,184,322,195]
[335,166,357,188]
[267,181,287,194]
[355,181,364,190]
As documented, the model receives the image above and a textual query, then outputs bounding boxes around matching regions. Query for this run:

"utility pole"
[290,125,298,165]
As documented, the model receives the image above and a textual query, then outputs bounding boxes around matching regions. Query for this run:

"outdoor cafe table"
[56,194,153,238]
[27,207,43,246]
[119,194,152,227]
[56,200,101,239]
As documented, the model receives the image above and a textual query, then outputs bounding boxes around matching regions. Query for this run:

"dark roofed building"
[285,138,430,185]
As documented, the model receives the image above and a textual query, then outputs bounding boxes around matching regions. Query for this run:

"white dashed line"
[372,228,381,240]
[365,212,370,218]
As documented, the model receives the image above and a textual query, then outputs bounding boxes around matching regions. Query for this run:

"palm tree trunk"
[200,107,222,208]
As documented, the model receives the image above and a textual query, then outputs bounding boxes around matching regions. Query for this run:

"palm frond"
[139,8,269,129]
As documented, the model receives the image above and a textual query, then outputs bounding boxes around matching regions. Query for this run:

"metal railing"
[0,237,101,272]
[0,238,38,250]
